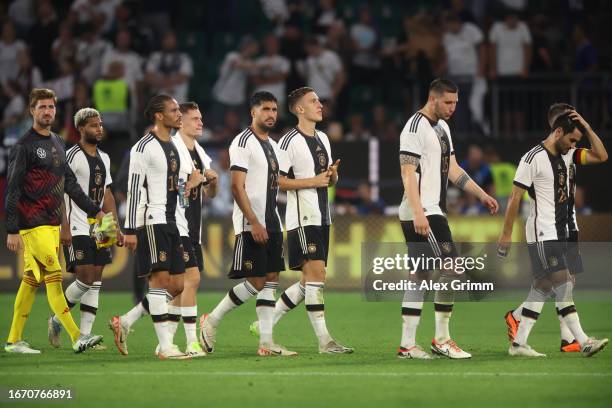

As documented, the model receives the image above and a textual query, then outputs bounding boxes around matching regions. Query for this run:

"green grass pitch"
[0,292,610,407]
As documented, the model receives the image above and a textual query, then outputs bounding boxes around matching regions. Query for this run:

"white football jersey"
[64,144,112,236]
[399,112,454,221]
[124,132,181,233]
[229,127,282,234]
[278,127,333,230]
[514,143,573,243]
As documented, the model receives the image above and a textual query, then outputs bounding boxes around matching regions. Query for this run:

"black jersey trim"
[230,165,247,173]
[136,134,155,153]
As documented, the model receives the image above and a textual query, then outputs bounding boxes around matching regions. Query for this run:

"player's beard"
[84,132,100,145]
[259,119,276,132]
[35,116,54,129]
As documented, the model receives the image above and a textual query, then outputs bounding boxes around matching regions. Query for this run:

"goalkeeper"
[5,91,108,354]
[48,108,122,350]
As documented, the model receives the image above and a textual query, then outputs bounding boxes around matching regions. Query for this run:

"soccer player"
[164,101,218,357]
[498,109,608,357]
[199,91,297,356]
[503,104,608,355]
[397,79,498,359]
[47,108,122,350]
[275,87,353,354]
[5,88,105,354]
[109,94,189,360]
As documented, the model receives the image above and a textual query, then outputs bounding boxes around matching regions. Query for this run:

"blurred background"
[0,0,611,292]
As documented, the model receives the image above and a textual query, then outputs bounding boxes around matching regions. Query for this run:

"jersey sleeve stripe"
[66,145,82,164]
[513,180,530,190]
[238,128,253,148]
[525,146,544,164]
[280,130,298,150]
[400,150,421,159]
[230,165,248,173]
[128,174,140,229]
[409,113,423,133]
[136,134,155,153]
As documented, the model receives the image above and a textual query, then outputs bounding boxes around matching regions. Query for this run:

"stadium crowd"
[0,0,609,217]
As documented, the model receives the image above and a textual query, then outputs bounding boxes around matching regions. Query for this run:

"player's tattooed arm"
[399,153,419,167]
[454,171,472,190]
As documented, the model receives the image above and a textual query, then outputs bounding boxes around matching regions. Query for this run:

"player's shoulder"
[66,143,85,164]
[230,127,255,149]
[98,148,111,162]
[278,127,300,151]
[521,144,546,164]
[132,132,156,153]
[315,129,331,146]
[402,111,430,135]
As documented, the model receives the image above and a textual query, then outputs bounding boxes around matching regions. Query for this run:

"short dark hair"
[249,91,277,109]
[29,88,57,109]
[144,94,173,122]
[287,87,315,115]
[179,101,199,114]
[429,78,458,96]
[547,102,574,128]
[551,111,584,136]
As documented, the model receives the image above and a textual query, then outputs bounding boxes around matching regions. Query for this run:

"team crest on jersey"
[317,152,327,167]
[270,158,277,171]
[440,139,448,154]
[183,251,190,262]
[440,242,452,255]
[45,255,54,266]
[36,147,47,159]
[95,173,103,186]
[243,260,253,271]
[548,256,559,267]
[159,251,167,262]
[170,158,178,172]
[75,250,85,260]
[308,244,317,254]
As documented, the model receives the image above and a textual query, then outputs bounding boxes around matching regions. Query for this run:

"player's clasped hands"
[313,171,331,187]
[204,169,219,185]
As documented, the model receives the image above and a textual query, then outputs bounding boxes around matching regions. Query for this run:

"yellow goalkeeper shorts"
[19,225,61,282]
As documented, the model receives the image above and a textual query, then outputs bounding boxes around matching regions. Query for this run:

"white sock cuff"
[181,306,197,317]
[168,305,181,315]
[148,289,168,316]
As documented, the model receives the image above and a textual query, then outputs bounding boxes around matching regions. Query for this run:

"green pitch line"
[1,293,610,408]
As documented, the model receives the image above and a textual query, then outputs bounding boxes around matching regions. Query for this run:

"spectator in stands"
[484,145,515,212]
[27,0,58,80]
[15,48,43,93]
[460,145,493,194]
[8,0,36,35]
[528,14,554,73]
[344,113,372,142]
[75,25,111,85]
[52,23,78,69]
[370,104,398,141]
[280,19,306,93]
[69,0,119,34]
[207,149,233,217]
[573,24,597,72]
[326,20,352,67]
[442,12,487,135]
[212,109,242,142]
[260,0,289,26]
[102,29,143,91]
[93,60,130,133]
[349,5,381,86]
[211,35,258,124]
[1,81,25,130]
[354,182,385,215]
[574,186,592,215]
[298,36,345,119]
[0,21,26,84]
[251,34,290,117]
[145,30,193,102]
[313,0,338,36]
[489,10,532,78]
[489,10,532,136]
[102,28,143,121]
[112,1,154,55]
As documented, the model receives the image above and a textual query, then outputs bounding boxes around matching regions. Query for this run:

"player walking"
[397,79,498,359]
[47,108,121,350]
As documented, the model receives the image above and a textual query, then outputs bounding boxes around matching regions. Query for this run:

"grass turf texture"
[0,292,610,408]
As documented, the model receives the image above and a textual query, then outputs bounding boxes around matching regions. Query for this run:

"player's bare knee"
[75,265,96,285]
[247,276,266,292]
[266,272,279,283]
